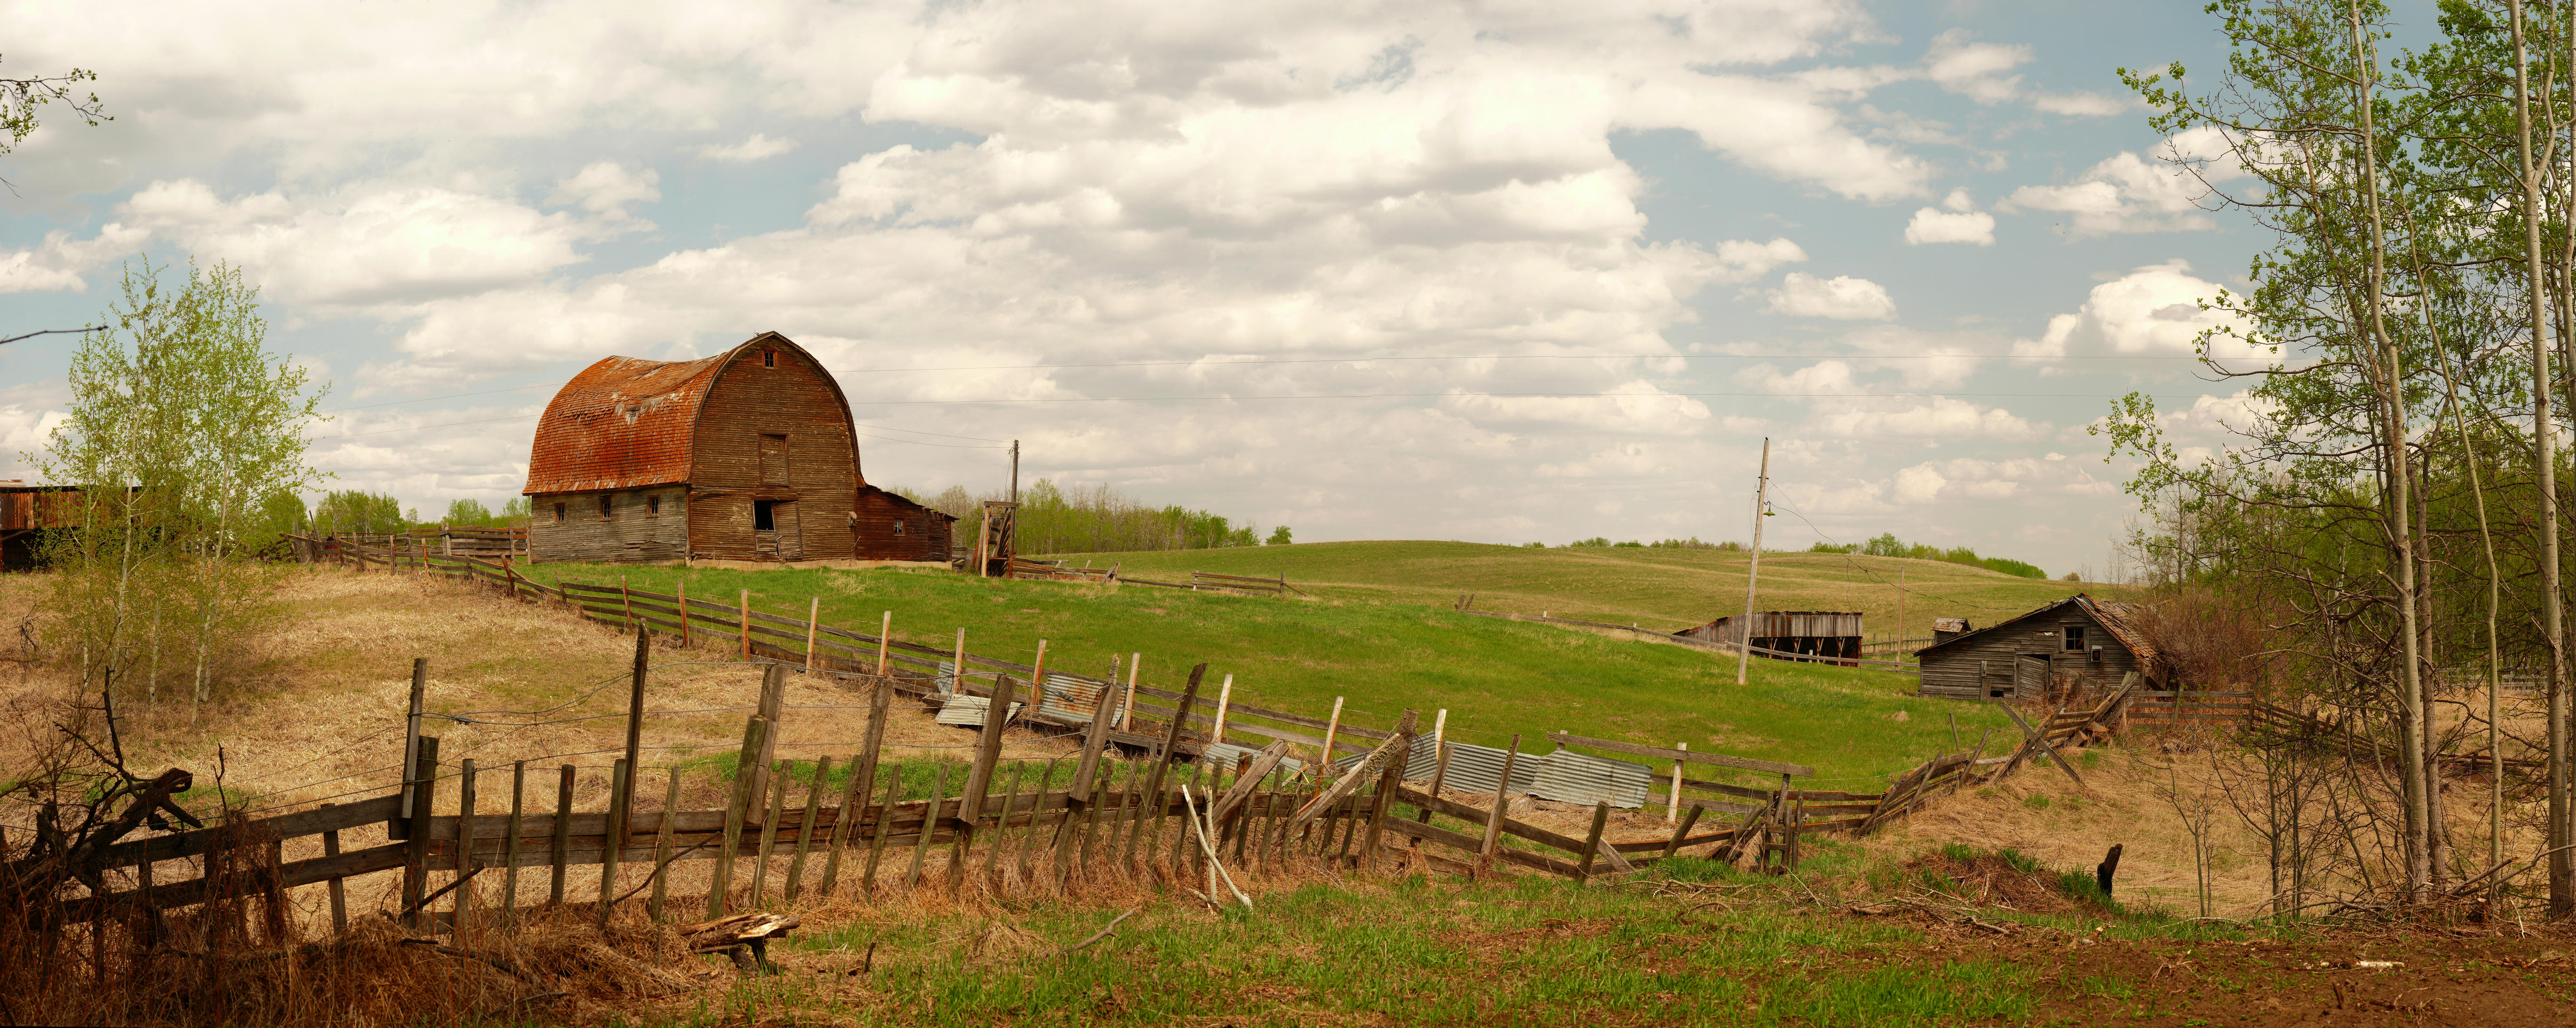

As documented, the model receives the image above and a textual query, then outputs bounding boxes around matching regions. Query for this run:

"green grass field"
[512,542,2067,790]
[1047,541,2105,636]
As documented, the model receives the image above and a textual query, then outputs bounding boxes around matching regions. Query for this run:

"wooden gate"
[2014,654,2049,700]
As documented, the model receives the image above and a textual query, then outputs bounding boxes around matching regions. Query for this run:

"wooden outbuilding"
[1677,611,1864,665]
[521,332,954,564]
[1914,594,2164,702]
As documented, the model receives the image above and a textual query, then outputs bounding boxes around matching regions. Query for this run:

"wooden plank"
[1476,735,1521,877]
[1286,709,1419,834]
[91,793,404,869]
[784,755,831,902]
[1574,803,1610,880]
[649,767,679,920]
[1544,732,1813,778]
[2001,704,2083,785]
[1369,812,1581,877]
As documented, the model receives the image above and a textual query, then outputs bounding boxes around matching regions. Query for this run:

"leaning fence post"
[1575,802,1610,881]
[548,764,574,905]
[1476,734,1521,877]
[863,765,902,892]
[710,716,768,917]
[500,761,525,925]
[906,763,949,889]
[398,658,429,835]
[786,755,832,902]
[955,675,1017,889]
[827,671,895,895]
[457,759,480,939]
[749,759,791,906]
[1358,738,1408,872]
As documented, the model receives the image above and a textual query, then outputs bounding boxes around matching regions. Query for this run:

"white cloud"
[2032,92,2131,116]
[1712,238,1809,282]
[548,162,661,221]
[1903,187,1994,245]
[1765,272,1895,320]
[694,133,800,162]
[1808,397,2042,440]
[2020,258,2265,360]
[1890,455,2115,504]
[115,179,597,307]
[1923,29,2028,105]
[2001,127,2243,236]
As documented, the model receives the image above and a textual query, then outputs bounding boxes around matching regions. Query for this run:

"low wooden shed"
[1677,611,1864,665]
[1914,594,2164,701]
[522,332,954,564]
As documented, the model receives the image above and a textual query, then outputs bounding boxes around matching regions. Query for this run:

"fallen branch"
[1055,909,1139,955]
[397,937,540,984]
[397,864,484,919]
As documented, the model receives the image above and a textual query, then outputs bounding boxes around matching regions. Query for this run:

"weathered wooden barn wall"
[851,485,953,562]
[1678,611,1864,662]
[529,486,690,563]
[687,338,857,563]
[1916,596,2151,701]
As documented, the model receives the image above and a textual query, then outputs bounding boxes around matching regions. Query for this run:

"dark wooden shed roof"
[1915,593,2165,671]
[524,332,851,496]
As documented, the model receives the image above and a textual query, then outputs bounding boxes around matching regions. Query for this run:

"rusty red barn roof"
[523,352,729,495]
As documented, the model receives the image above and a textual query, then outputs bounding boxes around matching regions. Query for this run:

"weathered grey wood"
[1372,816,1579,879]
[1575,802,1610,880]
[957,674,1018,880]
[1285,709,1419,835]
[1134,665,1205,859]
[73,841,413,923]
[2001,703,2083,785]
[785,755,831,902]
[1018,758,1059,882]
[863,767,901,890]
[550,764,575,905]
[620,628,648,844]
[649,767,679,921]
[596,758,627,923]
[1359,739,1409,871]
[1210,740,1291,826]
[906,764,948,889]
[748,760,791,905]
[818,749,866,897]
[320,802,349,933]
[1053,682,1116,878]
[401,737,440,928]
[1476,734,1521,877]
[1544,731,1813,778]
[708,717,767,917]
[457,759,480,938]
[987,761,1027,882]
[93,794,405,870]
[1661,804,1705,859]
[502,762,525,923]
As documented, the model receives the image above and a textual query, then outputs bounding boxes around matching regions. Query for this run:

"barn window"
[598,494,612,519]
[894,517,906,535]
[647,495,661,516]
[2063,625,2087,652]
[762,349,776,368]
[552,502,565,524]
[754,500,777,531]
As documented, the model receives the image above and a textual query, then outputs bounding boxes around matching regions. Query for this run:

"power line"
[0,326,105,345]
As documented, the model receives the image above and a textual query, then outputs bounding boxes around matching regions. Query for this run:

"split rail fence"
[51,539,2194,941]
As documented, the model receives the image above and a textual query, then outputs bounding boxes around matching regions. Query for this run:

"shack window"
[647,494,661,516]
[597,494,612,519]
[2063,625,2087,652]
[762,349,776,368]
[754,500,777,531]
[552,502,565,524]
[894,517,906,535]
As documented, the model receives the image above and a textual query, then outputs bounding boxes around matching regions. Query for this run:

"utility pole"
[1735,438,1770,685]
[1010,440,1020,503]
[1895,567,1905,663]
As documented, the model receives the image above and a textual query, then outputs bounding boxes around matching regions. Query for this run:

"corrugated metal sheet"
[1034,674,1129,725]
[1529,747,1652,809]
[934,693,1025,727]
[1334,741,1540,795]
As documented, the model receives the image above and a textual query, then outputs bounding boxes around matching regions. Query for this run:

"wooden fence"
[1456,610,1919,674]
[2126,690,2253,728]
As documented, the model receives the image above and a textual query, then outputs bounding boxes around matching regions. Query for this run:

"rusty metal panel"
[523,354,725,496]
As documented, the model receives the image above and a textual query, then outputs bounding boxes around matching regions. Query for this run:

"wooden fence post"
[818,750,865,897]
[457,759,480,939]
[1210,674,1234,745]
[950,628,967,693]
[400,737,440,929]
[708,716,767,918]
[1661,804,1703,860]
[649,767,679,921]
[1358,745,1405,873]
[1476,734,1521,878]
[803,597,821,673]
[876,611,892,675]
[825,671,895,895]
[620,575,636,632]
[1020,757,1062,883]
[749,663,788,813]
[749,760,791,906]
[399,658,428,834]
[1119,654,1141,732]
[1667,743,1686,823]
[1314,697,1345,793]
[738,588,752,662]
[620,628,648,844]
[549,764,574,904]
[906,764,949,889]
[320,802,350,934]
[987,761,1028,881]
[597,757,629,924]
[501,760,525,926]
[955,675,1018,889]
[864,765,902,891]
[677,581,690,648]
[786,755,832,902]
[1575,802,1610,881]
[1055,678,1116,878]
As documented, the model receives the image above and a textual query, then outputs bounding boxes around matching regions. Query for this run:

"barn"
[1914,594,2165,702]
[521,332,954,564]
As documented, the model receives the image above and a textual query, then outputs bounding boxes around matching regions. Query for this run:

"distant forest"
[894,479,1284,554]
[1809,533,2046,580]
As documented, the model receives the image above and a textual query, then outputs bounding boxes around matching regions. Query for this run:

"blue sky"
[0,0,2320,578]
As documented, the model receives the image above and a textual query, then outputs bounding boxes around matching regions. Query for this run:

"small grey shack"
[1914,594,2164,702]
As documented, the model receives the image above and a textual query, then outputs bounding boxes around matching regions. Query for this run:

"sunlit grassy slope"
[1047,540,2109,636]
[512,541,2065,788]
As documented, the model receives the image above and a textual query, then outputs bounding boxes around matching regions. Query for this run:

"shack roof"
[524,332,829,496]
[1913,592,2164,670]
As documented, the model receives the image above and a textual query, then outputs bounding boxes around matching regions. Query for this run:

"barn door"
[758,433,789,485]
[2015,654,2049,699]
[777,502,802,561]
